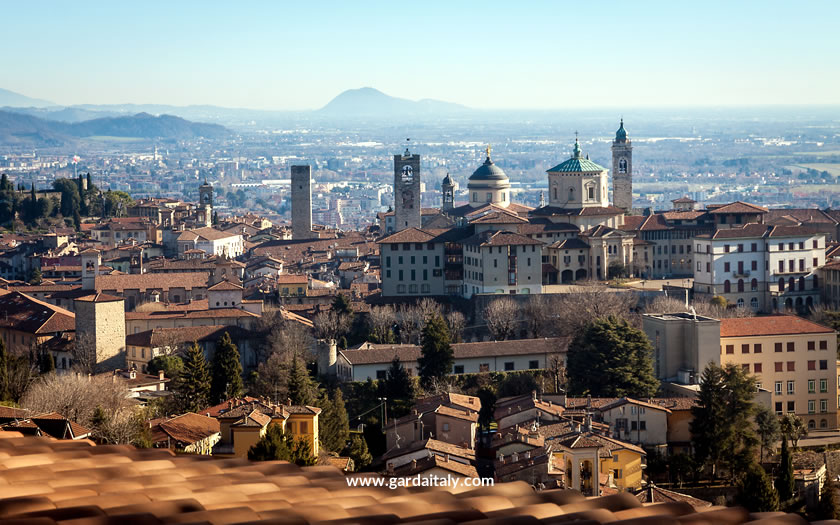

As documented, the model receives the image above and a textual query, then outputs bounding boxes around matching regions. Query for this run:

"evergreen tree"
[0,173,10,191]
[343,434,372,471]
[318,388,350,453]
[736,461,779,512]
[417,313,454,389]
[248,423,316,466]
[287,353,317,406]
[211,332,243,403]
[147,355,184,380]
[90,405,110,441]
[29,267,42,285]
[755,404,781,462]
[817,477,840,520]
[332,294,352,316]
[176,342,212,412]
[776,436,795,503]
[72,210,81,231]
[39,349,55,375]
[566,316,659,398]
[382,355,414,402]
[0,337,9,401]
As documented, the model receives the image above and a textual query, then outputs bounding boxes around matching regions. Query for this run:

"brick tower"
[611,119,633,212]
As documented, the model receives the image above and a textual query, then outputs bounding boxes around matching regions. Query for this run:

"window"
[821,399,828,413]
[775,342,783,353]
[754,363,762,373]
[751,243,758,252]
[725,345,734,354]
[808,341,816,351]
[504,362,514,371]
[820,360,828,370]
[809,379,816,393]
[754,343,762,354]
[453,365,464,374]
[820,379,828,393]
[640,421,647,431]
[775,381,783,394]
[820,340,828,350]
[724,245,730,253]
[787,401,795,412]
[787,381,795,394]
[787,361,795,371]
[529,360,539,369]
[787,342,795,352]
[724,262,731,272]
[742,363,750,372]
[775,362,783,372]
[808,360,816,371]
[775,401,783,414]
[809,400,816,414]
[742,344,749,354]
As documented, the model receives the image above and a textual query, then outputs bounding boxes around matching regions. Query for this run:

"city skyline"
[3,1,839,110]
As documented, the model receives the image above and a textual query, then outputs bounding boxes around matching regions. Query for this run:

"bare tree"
[95,408,148,445]
[642,295,755,320]
[21,373,134,427]
[250,351,290,402]
[70,332,101,375]
[313,310,351,343]
[552,285,637,337]
[547,354,567,394]
[417,298,442,322]
[445,311,466,343]
[483,297,520,341]
[265,317,315,362]
[523,295,553,338]
[368,305,397,343]
[397,305,425,345]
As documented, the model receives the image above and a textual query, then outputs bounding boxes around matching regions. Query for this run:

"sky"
[3,1,839,110]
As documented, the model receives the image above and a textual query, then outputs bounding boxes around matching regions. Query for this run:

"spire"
[485,144,492,162]
[573,134,581,159]
[404,138,411,156]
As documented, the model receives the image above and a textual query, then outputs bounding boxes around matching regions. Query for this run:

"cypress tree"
[39,349,55,375]
[177,342,212,412]
[736,461,779,512]
[0,337,9,401]
[417,313,454,389]
[287,353,317,406]
[776,436,795,503]
[383,355,414,402]
[318,388,350,453]
[344,434,372,471]
[211,332,243,403]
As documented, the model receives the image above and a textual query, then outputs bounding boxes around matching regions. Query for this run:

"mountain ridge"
[0,88,55,108]
[319,87,470,116]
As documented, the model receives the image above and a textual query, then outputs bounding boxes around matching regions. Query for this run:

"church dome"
[442,173,454,187]
[469,153,507,182]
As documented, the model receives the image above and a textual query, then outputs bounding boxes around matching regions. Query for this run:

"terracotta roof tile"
[720,315,835,337]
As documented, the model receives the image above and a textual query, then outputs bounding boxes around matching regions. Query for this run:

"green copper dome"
[547,138,606,173]
[615,119,627,142]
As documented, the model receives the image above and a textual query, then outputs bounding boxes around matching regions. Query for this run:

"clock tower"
[394,143,421,231]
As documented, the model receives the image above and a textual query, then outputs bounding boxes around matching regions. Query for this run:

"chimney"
[586,394,592,409]
[411,458,417,469]
[532,390,537,402]
[159,370,165,381]
[585,414,592,433]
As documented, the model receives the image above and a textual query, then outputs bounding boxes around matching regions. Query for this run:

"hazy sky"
[3,1,839,110]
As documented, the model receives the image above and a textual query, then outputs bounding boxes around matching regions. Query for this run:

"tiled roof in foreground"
[0,432,828,524]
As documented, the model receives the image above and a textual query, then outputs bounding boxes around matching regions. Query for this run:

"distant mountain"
[319,87,470,117]
[0,88,55,108]
[0,110,231,147]
[2,106,122,123]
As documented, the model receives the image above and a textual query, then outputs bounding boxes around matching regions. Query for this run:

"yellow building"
[720,315,838,430]
[206,397,321,458]
[550,429,646,494]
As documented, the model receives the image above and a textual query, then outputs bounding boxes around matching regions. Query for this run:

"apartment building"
[693,224,824,312]
[461,230,543,297]
[378,228,446,296]
[719,315,837,430]
[819,260,840,309]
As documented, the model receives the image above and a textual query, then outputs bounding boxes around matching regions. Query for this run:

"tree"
[552,285,637,337]
[710,296,728,309]
[382,356,414,402]
[397,305,425,344]
[28,267,42,285]
[817,477,840,520]
[779,413,807,448]
[566,316,659,398]
[417,313,454,389]
[210,332,243,403]
[287,353,317,406]
[332,294,352,317]
[445,311,466,343]
[318,388,349,453]
[176,342,212,413]
[343,434,372,471]
[523,295,552,337]
[736,462,779,512]
[776,436,795,503]
[53,178,82,218]
[313,310,351,342]
[608,261,629,279]
[483,297,519,341]
[0,337,9,401]
[147,355,184,380]
[755,404,781,462]
[39,349,55,375]
[691,363,758,482]
[21,374,134,427]
[248,423,316,466]
[368,305,396,344]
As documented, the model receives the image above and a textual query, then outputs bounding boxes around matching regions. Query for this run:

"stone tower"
[199,179,213,227]
[611,119,633,212]
[80,248,101,291]
[441,173,455,212]
[291,165,313,240]
[394,146,421,231]
[74,293,126,372]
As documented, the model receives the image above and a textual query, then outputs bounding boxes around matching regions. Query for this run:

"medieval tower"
[199,179,214,226]
[611,119,633,212]
[441,173,455,212]
[291,165,313,240]
[394,145,421,231]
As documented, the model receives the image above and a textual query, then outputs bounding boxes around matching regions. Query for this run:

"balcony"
[774,267,812,276]
[732,270,751,278]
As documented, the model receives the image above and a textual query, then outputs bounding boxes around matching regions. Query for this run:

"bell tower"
[394,141,421,231]
[611,119,632,212]
[441,173,455,212]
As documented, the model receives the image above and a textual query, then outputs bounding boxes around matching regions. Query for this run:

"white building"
[176,227,244,258]
[693,224,824,312]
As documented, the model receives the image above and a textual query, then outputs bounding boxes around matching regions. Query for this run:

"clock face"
[401,164,413,181]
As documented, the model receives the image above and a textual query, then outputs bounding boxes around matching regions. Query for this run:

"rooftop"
[720,315,835,338]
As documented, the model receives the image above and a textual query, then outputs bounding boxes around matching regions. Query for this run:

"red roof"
[720,315,835,338]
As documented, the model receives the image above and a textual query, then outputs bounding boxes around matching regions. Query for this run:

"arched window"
[779,278,785,292]
[789,277,795,291]
[724,280,731,293]
[737,298,745,308]
[569,187,575,199]
[750,297,759,309]
[808,419,816,430]
[619,158,627,173]
[821,419,828,429]
[799,276,805,291]
[751,278,758,291]
[737,279,744,292]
